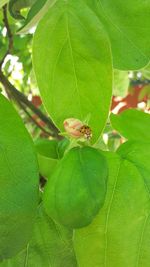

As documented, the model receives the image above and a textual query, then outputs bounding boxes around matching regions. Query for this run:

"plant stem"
[0,70,61,139]
[0,4,13,68]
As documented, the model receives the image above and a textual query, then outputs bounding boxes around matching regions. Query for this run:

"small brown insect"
[79,125,92,140]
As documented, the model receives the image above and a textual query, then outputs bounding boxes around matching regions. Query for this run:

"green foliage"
[1,0,150,266]
[1,206,77,267]
[57,138,70,159]
[113,70,129,97]
[35,139,58,158]
[138,85,150,102]
[118,141,150,188]
[87,0,150,70]
[32,0,112,143]
[141,62,150,79]
[9,0,36,19]
[74,151,150,267]
[0,94,39,260]
[110,109,150,141]
[0,0,9,9]
[18,0,57,34]
[44,146,108,228]
[35,139,58,178]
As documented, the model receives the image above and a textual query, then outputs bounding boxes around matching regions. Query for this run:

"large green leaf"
[0,94,39,260]
[74,151,150,267]
[117,141,150,266]
[88,0,150,70]
[1,206,77,267]
[110,109,150,141]
[18,0,57,34]
[33,0,112,143]
[30,0,150,71]
[43,146,108,229]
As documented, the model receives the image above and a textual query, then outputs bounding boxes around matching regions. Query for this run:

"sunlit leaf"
[33,0,112,143]
[110,109,150,141]
[86,0,150,70]
[113,70,129,97]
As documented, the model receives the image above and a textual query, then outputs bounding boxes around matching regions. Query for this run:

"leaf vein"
[65,12,83,118]
[104,161,122,267]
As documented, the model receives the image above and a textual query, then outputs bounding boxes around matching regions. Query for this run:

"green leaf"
[117,141,150,266]
[113,70,129,97]
[9,0,36,19]
[86,0,150,70]
[32,0,112,143]
[74,151,150,267]
[141,62,150,80]
[138,85,150,102]
[110,109,150,141]
[18,0,57,34]
[0,94,39,260]
[35,139,58,178]
[43,146,108,229]
[35,139,58,158]
[57,138,70,159]
[118,140,150,190]
[0,0,9,9]
[1,206,77,267]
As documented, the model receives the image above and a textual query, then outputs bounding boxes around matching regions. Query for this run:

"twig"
[0,4,13,68]
[0,70,61,139]
[18,101,54,137]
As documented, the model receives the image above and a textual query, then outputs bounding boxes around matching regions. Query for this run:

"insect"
[79,125,92,140]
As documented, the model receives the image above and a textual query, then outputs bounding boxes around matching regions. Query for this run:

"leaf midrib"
[104,160,122,267]
[65,12,83,119]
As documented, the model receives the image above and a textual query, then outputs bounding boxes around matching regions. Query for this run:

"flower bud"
[63,118,92,140]
[63,118,83,138]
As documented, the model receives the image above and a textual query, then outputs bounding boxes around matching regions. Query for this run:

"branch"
[0,70,61,139]
[0,4,13,68]
[18,101,54,137]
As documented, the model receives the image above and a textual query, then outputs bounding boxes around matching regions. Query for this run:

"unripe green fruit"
[43,146,108,229]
